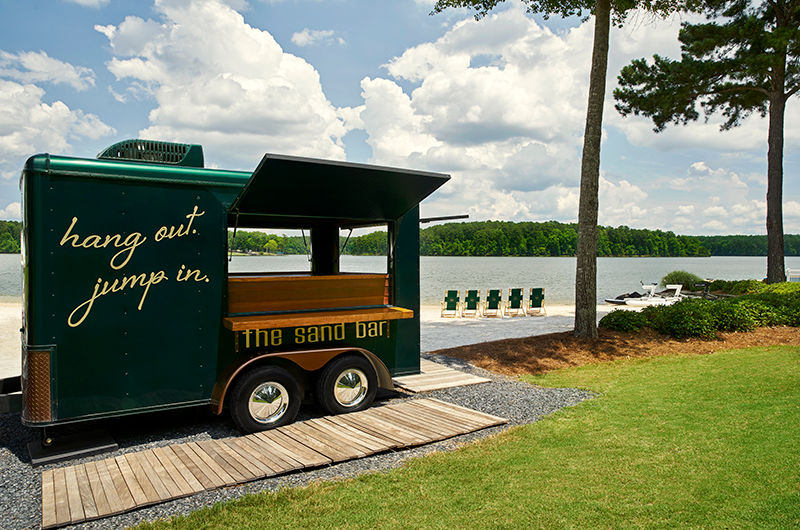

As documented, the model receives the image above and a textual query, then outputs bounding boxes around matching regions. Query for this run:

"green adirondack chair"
[462,289,481,317]
[505,288,525,316]
[484,289,503,317]
[527,287,546,315]
[441,290,460,317]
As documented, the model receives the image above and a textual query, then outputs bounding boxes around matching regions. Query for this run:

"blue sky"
[1,0,798,235]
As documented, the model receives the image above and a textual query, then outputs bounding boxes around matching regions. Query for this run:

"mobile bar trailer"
[0,139,449,462]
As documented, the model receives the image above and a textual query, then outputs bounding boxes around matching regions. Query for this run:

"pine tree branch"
[784,0,800,17]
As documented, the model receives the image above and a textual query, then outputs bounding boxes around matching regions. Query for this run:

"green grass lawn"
[135,346,800,530]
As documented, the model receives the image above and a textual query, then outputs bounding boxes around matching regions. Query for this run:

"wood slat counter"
[224,307,413,331]
[228,273,389,314]
[225,273,412,331]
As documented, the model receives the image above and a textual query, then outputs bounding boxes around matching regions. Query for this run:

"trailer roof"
[230,154,450,223]
[23,153,250,189]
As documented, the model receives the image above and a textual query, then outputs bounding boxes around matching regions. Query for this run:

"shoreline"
[0,303,614,379]
[420,304,613,352]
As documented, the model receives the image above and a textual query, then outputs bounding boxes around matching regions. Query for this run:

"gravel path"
[0,354,593,530]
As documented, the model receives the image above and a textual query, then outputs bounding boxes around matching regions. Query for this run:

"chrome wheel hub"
[249,382,289,424]
[334,368,368,408]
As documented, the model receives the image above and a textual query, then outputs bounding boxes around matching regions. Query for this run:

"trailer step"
[41,398,507,529]
[393,359,492,392]
[28,429,118,467]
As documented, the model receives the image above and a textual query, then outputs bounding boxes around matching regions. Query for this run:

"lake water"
[6,253,800,306]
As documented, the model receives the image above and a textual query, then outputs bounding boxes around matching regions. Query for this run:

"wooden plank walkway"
[42,398,506,529]
[393,359,492,393]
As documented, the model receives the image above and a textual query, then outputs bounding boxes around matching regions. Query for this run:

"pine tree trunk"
[574,0,611,339]
[766,93,786,283]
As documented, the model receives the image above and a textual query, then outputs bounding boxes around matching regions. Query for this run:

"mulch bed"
[430,326,800,376]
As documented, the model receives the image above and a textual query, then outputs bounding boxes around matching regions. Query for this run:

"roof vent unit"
[97,139,204,168]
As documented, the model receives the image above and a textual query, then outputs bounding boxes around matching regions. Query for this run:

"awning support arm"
[340,228,353,257]
[302,229,311,262]
[229,210,240,262]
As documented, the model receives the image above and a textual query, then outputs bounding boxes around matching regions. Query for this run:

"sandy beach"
[0,303,20,380]
[0,302,614,380]
[420,304,614,351]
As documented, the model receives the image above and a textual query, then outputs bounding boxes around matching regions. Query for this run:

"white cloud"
[0,50,96,91]
[686,161,747,189]
[598,177,651,227]
[703,206,728,218]
[669,177,695,191]
[676,204,695,216]
[98,0,354,164]
[65,0,110,7]
[728,200,766,227]
[353,6,749,226]
[0,202,21,220]
[291,29,345,47]
[702,219,728,231]
[0,79,115,160]
[784,201,800,217]
[672,216,695,231]
[355,6,596,221]
[0,47,113,184]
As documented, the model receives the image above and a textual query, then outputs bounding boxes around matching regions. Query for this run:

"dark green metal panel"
[22,156,244,423]
[391,206,421,376]
[231,154,449,222]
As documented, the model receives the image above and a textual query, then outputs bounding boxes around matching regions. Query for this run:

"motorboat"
[605,283,684,307]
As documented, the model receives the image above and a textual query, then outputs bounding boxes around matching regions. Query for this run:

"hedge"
[599,282,800,338]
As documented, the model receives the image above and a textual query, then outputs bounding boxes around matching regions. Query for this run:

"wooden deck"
[393,359,492,393]
[41,398,506,529]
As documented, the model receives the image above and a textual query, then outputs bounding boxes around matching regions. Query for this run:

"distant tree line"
[227,230,388,256]
[226,223,800,257]
[696,235,800,257]
[420,221,712,257]
[0,221,21,253]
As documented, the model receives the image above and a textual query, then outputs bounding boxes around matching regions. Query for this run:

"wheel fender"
[210,348,393,415]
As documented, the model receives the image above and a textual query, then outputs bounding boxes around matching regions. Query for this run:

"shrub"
[660,270,705,292]
[708,279,766,295]
[762,282,800,295]
[728,280,766,295]
[602,282,800,339]
[642,299,717,339]
[737,287,800,325]
[730,299,786,327]
[709,279,735,292]
[599,309,648,332]
[708,302,756,332]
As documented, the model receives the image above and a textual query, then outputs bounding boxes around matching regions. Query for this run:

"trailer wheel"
[229,365,301,434]
[316,354,378,415]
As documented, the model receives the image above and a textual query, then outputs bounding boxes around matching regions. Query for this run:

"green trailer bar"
[11,139,449,438]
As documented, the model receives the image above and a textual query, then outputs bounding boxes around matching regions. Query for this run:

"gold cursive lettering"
[155,205,205,241]
[67,270,168,327]
[176,264,209,282]
[60,217,146,270]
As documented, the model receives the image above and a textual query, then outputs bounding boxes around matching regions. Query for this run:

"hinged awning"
[230,154,450,223]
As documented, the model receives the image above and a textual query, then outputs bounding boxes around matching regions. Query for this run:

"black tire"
[316,354,378,415]
[229,365,301,434]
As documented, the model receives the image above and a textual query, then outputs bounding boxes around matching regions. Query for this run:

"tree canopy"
[0,221,21,253]
[614,0,800,283]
